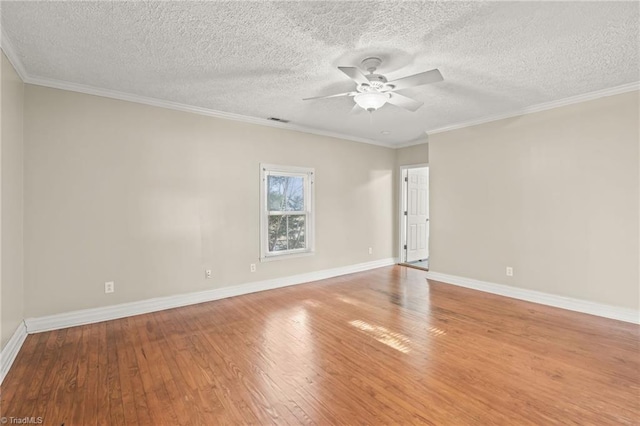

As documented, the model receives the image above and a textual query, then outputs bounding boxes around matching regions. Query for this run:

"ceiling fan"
[303,57,443,113]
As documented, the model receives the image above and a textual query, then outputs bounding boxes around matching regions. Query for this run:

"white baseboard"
[25,257,397,333]
[425,271,640,324]
[0,322,28,385]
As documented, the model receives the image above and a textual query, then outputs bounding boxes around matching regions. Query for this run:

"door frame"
[398,163,429,263]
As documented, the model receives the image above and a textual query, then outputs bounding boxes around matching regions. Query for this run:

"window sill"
[260,251,315,262]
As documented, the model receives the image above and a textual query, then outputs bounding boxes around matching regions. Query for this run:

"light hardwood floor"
[1,266,638,425]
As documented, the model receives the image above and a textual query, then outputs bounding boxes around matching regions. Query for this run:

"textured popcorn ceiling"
[2,1,639,146]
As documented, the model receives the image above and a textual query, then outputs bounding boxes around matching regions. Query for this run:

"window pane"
[267,175,304,212]
[287,215,306,249]
[268,215,287,251]
[268,214,306,252]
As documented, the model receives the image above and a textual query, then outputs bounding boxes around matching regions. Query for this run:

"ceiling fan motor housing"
[359,74,391,92]
[361,57,383,73]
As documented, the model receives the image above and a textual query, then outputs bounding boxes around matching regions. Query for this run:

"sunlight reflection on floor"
[426,326,446,337]
[303,299,322,308]
[336,295,362,306]
[349,319,412,354]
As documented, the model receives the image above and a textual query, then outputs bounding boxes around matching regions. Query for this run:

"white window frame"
[260,163,315,261]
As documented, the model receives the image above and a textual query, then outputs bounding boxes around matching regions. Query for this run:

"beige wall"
[1,52,24,348]
[16,81,638,320]
[396,143,428,167]
[23,85,396,317]
[429,91,639,309]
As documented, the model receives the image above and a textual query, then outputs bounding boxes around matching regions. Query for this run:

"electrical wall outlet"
[250,264,256,272]
[368,247,373,255]
[205,269,212,279]
[105,281,115,294]
[506,267,513,277]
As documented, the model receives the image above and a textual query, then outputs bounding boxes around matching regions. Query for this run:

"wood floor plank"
[32,328,68,421]
[83,323,101,426]
[68,325,89,425]
[51,326,84,424]
[111,318,138,425]
[95,322,110,426]
[0,332,45,413]
[128,313,179,426]
[1,265,638,424]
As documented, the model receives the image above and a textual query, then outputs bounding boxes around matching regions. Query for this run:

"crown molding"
[25,75,397,148]
[0,29,28,81]
[426,81,640,135]
[0,29,395,149]
[3,30,638,146]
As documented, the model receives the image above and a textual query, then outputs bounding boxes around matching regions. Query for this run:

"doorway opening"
[399,165,429,270]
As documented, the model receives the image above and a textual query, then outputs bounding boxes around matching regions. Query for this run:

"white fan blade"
[338,67,370,85]
[386,92,424,112]
[387,69,443,91]
[303,91,357,101]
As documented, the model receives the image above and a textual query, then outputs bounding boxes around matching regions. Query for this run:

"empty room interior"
[0,1,639,424]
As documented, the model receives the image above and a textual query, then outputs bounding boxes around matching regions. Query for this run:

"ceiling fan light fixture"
[354,92,389,112]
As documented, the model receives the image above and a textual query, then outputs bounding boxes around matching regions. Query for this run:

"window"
[260,164,314,261]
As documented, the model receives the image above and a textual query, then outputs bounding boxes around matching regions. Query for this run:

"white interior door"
[406,167,429,262]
